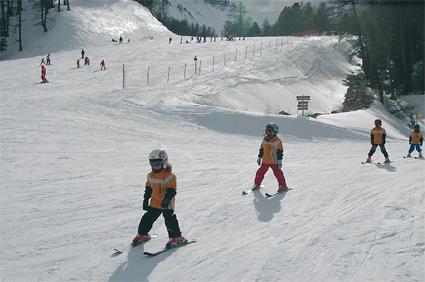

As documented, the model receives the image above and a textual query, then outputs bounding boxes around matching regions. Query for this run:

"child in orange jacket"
[365,119,390,163]
[406,124,423,158]
[253,123,288,193]
[133,149,187,248]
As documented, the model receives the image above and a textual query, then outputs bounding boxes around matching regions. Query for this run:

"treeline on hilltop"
[222,0,424,107]
[135,0,218,37]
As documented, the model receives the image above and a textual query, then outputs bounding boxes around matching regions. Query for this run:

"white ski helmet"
[266,122,279,135]
[149,149,168,172]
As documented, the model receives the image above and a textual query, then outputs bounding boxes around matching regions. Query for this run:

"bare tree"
[18,0,22,51]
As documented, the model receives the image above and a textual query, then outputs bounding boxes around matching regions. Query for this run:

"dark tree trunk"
[41,0,48,32]
[398,9,409,95]
[18,0,22,51]
[350,0,370,79]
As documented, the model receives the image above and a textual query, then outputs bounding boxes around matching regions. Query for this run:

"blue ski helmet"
[414,124,420,130]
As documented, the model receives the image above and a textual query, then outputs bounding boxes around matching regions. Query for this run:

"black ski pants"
[368,144,389,158]
[138,208,182,238]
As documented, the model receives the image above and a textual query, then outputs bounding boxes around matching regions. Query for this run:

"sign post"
[296,95,311,116]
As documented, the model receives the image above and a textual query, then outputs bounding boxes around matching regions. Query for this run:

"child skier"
[41,64,48,83]
[133,149,187,248]
[253,123,288,193]
[366,119,390,163]
[406,124,423,158]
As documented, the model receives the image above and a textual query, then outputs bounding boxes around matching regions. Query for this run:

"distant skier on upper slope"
[40,64,48,83]
[253,123,288,193]
[365,119,390,163]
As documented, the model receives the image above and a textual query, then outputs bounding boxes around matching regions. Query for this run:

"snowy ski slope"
[1,1,424,281]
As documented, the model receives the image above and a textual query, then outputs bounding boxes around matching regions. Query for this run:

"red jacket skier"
[41,64,48,83]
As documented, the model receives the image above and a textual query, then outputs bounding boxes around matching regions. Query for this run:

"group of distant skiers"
[39,49,109,83]
[175,35,245,44]
[76,49,105,70]
[131,120,422,251]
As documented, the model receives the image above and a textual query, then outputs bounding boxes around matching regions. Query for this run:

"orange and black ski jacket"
[144,167,176,210]
[258,135,284,164]
[370,127,386,145]
[409,131,423,145]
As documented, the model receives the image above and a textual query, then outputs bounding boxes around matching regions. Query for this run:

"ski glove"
[143,186,152,211]
[143,199,150,211]
[161,198,170,209]
[161,188,176,209]
[257,157,261,166]
[277,160,282,169]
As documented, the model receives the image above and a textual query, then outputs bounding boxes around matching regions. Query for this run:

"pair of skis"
[144,240,196,257]
[113,235,196,257]
[242,187,292,198]
[361,161,389,165]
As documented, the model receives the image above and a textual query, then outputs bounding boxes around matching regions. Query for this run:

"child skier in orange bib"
[365,119,390,163]
[133,149,187,248]
[253,123,288,193]
[406,124,423,158]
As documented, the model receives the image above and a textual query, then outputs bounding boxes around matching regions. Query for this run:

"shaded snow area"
[1,1,424,281]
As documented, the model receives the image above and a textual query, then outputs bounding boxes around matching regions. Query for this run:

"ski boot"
[365,156,372,163]
[406,153,412,158]
[166,236,188,249]
[132,234,152,247]
[252,185,261,191]
[419,152,424,159]
[384,157,391,164]
[277,186,289,193]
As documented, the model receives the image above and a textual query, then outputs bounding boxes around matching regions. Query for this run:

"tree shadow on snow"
[109,244,175,282]
[253,191,287,222]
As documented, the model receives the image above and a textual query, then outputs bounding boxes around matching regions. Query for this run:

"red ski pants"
[255,163,287,187]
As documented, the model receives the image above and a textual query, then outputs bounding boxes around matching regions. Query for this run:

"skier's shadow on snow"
[109,245,175,282]
[375,162,397,172]
[252,191,286,222]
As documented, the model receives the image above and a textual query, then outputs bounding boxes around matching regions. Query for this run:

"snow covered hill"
[2,0,172,59]
[1,1,424,281]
